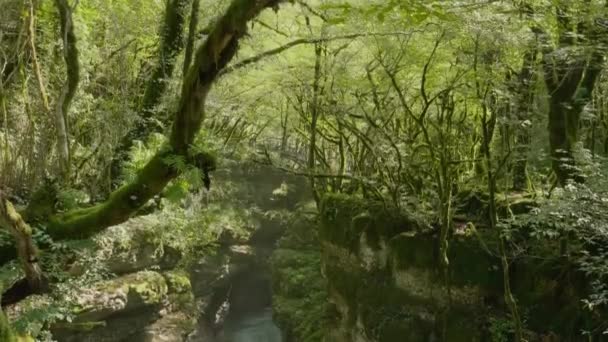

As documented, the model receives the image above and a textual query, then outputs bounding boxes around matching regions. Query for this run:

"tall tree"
[54,0,80,182]
[538,3,607,185]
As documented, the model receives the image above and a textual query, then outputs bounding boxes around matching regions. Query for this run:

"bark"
[0,192,45,293]
[46,0,286,240]
[183,0,201,76]
[110,0,192,184]
[540,6,607,185]
[512,47,537,191]
[308,43,323,205]
[481,106,524,342]
[54,0,80,181]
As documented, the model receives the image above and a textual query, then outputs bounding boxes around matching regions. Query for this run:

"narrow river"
[192,263,283,342]
[218,267,282,342]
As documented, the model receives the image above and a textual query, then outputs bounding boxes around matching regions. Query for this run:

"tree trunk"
[45,0,287,240]
[308,43,323,205]
[539,4,606,186]
[0,192,45,293]
[54,0,80,182]
[109,0,192,185]
[183,0,201,77]
[512,47,537,191]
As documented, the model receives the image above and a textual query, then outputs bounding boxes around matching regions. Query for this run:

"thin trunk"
[481,107,524,342]
[28,0,50,113]
[308,43,322,205]
[513,47,537,191]
[183,0,200,77]
[54,0,80,182]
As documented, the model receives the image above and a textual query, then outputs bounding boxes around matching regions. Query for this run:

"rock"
[68,217,181,277]
[131,312,196,342]
[51,271,168,342]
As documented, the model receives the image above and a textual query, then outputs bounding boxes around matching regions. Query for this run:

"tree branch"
[219,32,412,76]
[45,0,288,240]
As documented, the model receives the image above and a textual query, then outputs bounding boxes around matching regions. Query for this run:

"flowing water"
[219,267,282,342]
[220,308,282,342]
[192,262,283,342]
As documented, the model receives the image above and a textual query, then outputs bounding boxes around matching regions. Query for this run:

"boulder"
[51,271,168,342]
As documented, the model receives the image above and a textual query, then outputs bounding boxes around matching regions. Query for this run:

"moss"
[320,193,425,253]
[163,270,194,312]
[128,271,168,305]
[22,180,58,223]
[271,248,329,341]
[163,270,191,294]
[51,321,106,332]
[389,232,436,270]
[0,308,16,342]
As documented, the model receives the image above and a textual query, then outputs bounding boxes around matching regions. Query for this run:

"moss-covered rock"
[270,207,329,342]
[50,271,168,341]
[163,270,195,313]
[320,193,429,254]
[319,195,602,341]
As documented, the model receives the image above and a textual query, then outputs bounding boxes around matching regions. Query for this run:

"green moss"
[320,194,425,253]
[389,233,435,270]
[163,270,194,312]
[129,271,169,305]
[51,321,106,332]
[271,245,329,341]
[0,308,16,342]
[163,270,191,294]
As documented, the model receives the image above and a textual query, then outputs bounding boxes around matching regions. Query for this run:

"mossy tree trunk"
[45,0,288,240]
[539,6,606,186]
[0,192,44,291]
[308,43,323,206]
[512,45,537,191]
[54,0,80,182]
[183,0,201,77]
[109,0,192,185]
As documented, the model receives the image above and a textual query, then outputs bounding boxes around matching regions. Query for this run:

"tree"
[537,3,607,185]
[109,0,193,185]
[0,0,289,323]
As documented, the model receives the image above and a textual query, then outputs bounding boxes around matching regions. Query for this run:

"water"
[220,308,282,342]
[191,265,283,342]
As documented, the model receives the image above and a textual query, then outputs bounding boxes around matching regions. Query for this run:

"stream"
[218,267,282,342]
[190,257,283,342]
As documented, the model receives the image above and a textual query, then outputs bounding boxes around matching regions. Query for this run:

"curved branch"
[219,32,412,76]
[46,0,287,240]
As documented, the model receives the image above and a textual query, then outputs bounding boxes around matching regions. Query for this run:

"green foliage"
[503,182,608,332]
[488,317,515,342]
